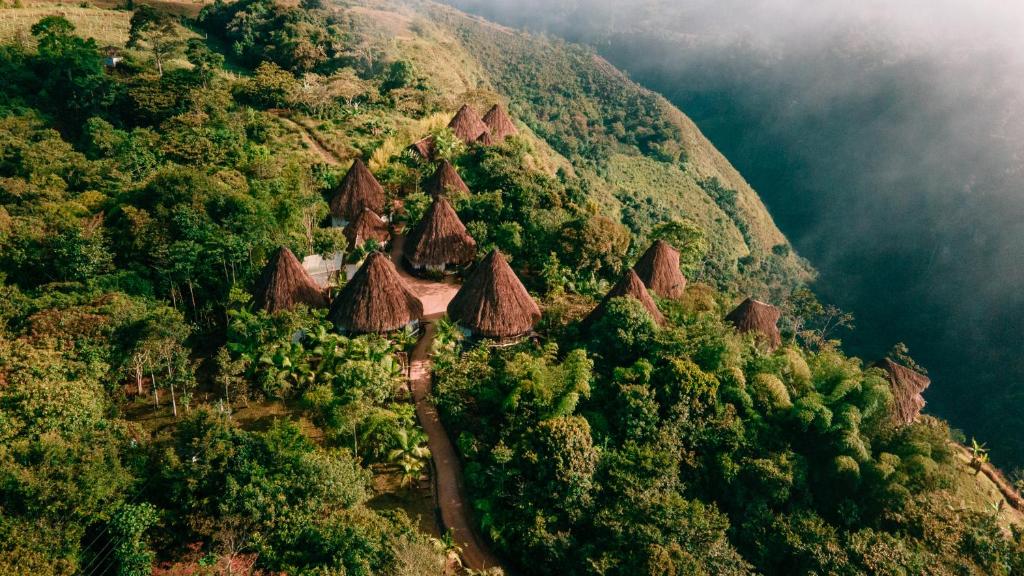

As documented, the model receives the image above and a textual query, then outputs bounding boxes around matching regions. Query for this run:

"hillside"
[0,0,1021,575]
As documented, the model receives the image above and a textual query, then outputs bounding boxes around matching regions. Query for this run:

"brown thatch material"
[725,298,782,351]
[408,136,435,160]
[633,240,687,299]
[448,249,541,339]
[585,268,666,327]
[482,103,518,142]
[427,160,470,197]
[448,104,489,144]
[343,208,390,250]
[404,195,476,269]
[330,158,385,222]
[874,358,931,426]
[329,252,423,334]
[254,246,328,313]
[476,131,495,146]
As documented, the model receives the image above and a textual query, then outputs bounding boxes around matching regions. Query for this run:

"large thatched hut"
[633,240,687,299]
[874,358,931,426]
[404,195,476,273]
[330,158,385,226]
[584,268,666,327]
[426,160,470,197]
[343,208,390,251]
[448,104,489,144]
[482,103,518,142]
[447,249,541,340]
[329,252,423,334]
[725,297,782,351]
[254,246,328,313]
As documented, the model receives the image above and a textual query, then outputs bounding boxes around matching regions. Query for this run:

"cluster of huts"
[255,101,930,425]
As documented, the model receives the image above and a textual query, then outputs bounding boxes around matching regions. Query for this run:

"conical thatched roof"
[874,358,931,426]
[329,252,423,334]
[448,249,541,339]
[633,240,687,299]
[427,160,470,197]
[725,298,781,351]
[253,246,328,313]
[408,136,435,160]
[585,268,666,327]
[448,104,489,144]
[404,195,476,269]
[343,208,390,250]
[482,103,518,142]
[476,131,495,146]
[330,158,385,222]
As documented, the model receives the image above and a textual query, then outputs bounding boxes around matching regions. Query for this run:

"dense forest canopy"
[0,0,1022,574]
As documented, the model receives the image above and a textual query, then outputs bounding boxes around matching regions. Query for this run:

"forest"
[0,0,1022,574]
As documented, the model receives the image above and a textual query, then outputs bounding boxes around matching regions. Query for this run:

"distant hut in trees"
[329,252,423,334]
[343,208,390,251]
[404,195,476,273]
[254,246,328,313]
[725,297,781,351]
[408,136,436,161]
[584,268,666,327]
[330,158,385,226]
[447,249,541,341]
[448,104,489,144]
[482,103,518,142]
[874,358,931,426]
[633,239,687,299]
[426,160,470,197]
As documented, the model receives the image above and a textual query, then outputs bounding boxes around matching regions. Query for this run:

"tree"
[29,16,112,125]
[651,219,708,274]
[127,6,184,76]
[185,38,224,88]
[388,427,431,486]
[109,503,159,576]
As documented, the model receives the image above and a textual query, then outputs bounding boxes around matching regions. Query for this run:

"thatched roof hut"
[408,136,435,160]
[254,246,328,313]
[448,104,489,144]
[404,195,476,271]
[329,252,423,334]
[330,158,385,224]
[427,160,470,197]
[633,240,687,300]
[343,208,390,250]
[448,249,541,340]
[874,358,931,426]
[476,131,495,146]
[725,298,782,351]
[585,268,666,327]
[482,104,518,142]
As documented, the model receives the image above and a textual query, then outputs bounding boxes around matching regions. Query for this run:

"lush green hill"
[0,0,1020,575]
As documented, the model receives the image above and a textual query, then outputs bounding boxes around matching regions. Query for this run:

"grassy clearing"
[0,2,132,46]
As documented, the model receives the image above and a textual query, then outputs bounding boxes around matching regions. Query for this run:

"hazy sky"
[448,0,1024,465]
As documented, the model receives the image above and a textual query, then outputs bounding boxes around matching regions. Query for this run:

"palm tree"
[388,427,430,486]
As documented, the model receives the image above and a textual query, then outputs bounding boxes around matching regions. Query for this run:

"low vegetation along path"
[391,237,508,573]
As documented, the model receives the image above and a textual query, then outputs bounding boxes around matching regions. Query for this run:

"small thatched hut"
[448,104,489,144]
[725,298,782,351]
[633,240,687,299]
[330,158,385,225]
[427,160,470,197]
[254,246,328,313]
[343,208,390,251]
[874,358,931,426]
[482,103,518,142]
[329,252,423,334]
[404,195,476,273]
[585,268,666,327]
[448,249,541,340]
[476,131,495,146]
[408,136,436,160]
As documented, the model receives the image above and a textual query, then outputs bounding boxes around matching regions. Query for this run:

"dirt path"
[394,235,507,573]
[269,110,341,166]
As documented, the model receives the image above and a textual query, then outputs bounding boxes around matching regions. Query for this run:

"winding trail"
[390,236,508,573]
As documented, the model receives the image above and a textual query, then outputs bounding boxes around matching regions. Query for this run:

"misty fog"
[446,0,1024,465]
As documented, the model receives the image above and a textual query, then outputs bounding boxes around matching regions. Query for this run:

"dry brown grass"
[0,2,132,46]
